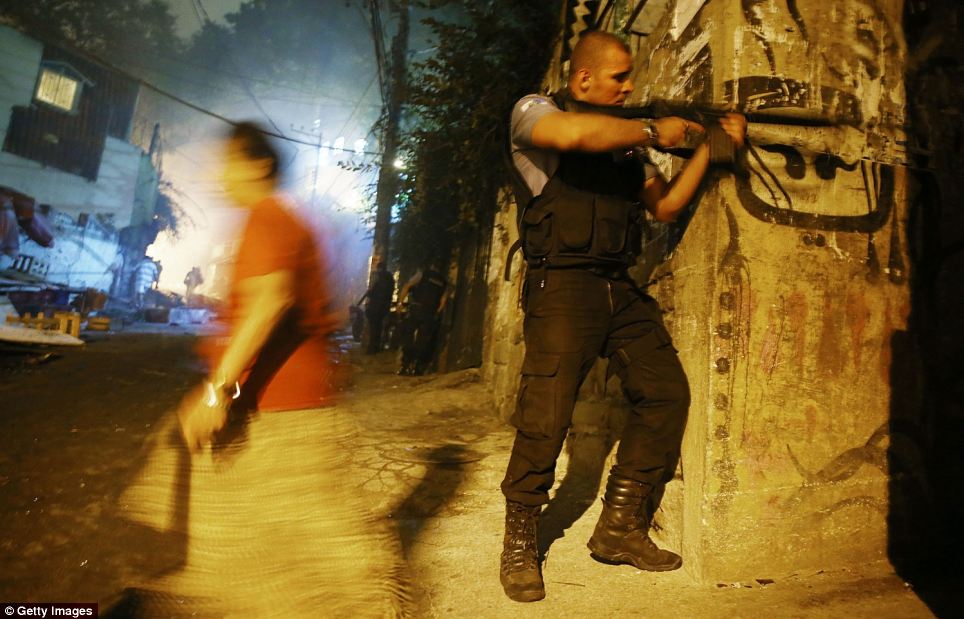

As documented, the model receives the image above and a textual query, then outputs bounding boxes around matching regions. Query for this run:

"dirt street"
[0,330,956,617]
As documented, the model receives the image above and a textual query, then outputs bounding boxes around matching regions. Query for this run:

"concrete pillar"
[630,0,916,581]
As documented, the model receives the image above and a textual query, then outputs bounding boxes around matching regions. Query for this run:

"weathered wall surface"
[484,0,963,583]
[0,137,147,229]
[0,26,43,139]
[630,0,939,581]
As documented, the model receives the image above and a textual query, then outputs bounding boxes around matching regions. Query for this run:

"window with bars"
[34,66,82,112]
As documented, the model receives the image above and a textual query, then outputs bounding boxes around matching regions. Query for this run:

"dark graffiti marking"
[788,423,887,484]
[709,201,753,523]
[786,0,809,44]
[814,153,859,180]
[563,0,602,61]
[759,144,805,179]
[784,420,931,521]
[736,158,894,233]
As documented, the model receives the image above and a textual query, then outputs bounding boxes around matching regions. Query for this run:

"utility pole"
[369,0,409,272]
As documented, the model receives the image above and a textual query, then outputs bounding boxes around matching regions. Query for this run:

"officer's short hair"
[569,31,630,78]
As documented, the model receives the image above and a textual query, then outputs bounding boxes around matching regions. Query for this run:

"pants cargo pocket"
[510,351,561,437]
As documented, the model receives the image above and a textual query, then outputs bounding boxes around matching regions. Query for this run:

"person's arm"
[397,271,422,306]
[531,112,699,153]
[640,112,747,222]
[178,269,295,452]
[211,270,295,389]
[436,287,449,314]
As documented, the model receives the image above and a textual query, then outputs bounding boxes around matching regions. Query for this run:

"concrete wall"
[0,26,42,138]
[482,0,961,583]
[627,0,914,581]
[0,137,148,229]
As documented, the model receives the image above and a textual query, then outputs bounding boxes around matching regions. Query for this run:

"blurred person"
[120,122,410,617]
[182,266,204,306]
[356,260,395,353]
[132,256,159,308]
[396,261,448,376]
[0,196,18,270]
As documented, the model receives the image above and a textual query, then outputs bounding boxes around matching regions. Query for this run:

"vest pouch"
[553,191,594,252]
[592,195,632,257]
[521,205,552,258]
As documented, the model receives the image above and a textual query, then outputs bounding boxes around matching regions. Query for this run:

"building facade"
[0,24,162,296]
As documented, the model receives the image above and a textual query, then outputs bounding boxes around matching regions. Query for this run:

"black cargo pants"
[400,305,440,368]
[501,267,690,507]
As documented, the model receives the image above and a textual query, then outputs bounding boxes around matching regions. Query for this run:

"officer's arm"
[640,143,710,222]
[397,271,421,306]
[531,112,698,153]
[437,288,449,314]
[642,112,747,222]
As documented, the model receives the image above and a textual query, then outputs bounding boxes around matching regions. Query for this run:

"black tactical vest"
[518,95,648,269]
[410,269,446,311]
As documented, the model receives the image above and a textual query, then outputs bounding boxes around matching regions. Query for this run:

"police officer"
[397,262,448,375]
[500,31,746,603]
[358,261,395,353]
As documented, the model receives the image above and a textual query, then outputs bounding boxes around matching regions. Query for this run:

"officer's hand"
[653,116,704,148]
[719,113,747,148]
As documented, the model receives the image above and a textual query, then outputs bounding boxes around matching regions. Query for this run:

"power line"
[57,38,384,155]
[194,0,286,138]
[105,36,379,106]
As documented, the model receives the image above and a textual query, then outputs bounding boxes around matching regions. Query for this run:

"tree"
[394,1,562,271]
[0,0,183,59]
[181,0,377,127]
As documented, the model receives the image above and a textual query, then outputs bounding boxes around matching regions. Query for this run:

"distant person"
[0,197,18,270]
[129,121,410,616]
[132,256,159,308]
[183,266,204,305]
[356,261,395,354]
[397,261,448,375]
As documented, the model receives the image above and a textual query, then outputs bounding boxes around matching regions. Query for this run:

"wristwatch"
[641,119,659,145]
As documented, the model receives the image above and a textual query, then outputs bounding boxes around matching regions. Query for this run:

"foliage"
[152,178,192,240]
[181,1,375,117]
[394,0,562,270]
[0,0,182,58]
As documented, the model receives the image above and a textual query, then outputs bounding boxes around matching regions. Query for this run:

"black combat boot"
[499,501,545,602]
[586,474,682,571]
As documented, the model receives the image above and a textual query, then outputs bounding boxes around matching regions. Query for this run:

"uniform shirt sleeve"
[510,95,559,150]
[510,95,561,198]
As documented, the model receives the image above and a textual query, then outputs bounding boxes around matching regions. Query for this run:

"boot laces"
[502,506,539,571]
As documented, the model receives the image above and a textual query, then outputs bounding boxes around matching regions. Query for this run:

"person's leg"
[398,315,417,374]
[366,310,384,353]
[411,314,439,374]
[588,279,690,571]
[500,269,608,602]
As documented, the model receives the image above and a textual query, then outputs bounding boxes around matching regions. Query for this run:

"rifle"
[558,96,744,165]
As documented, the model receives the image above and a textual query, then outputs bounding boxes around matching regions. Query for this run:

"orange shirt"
[221,197,336,411]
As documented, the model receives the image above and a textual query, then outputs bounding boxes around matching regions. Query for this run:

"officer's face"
[582,45,635,106]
